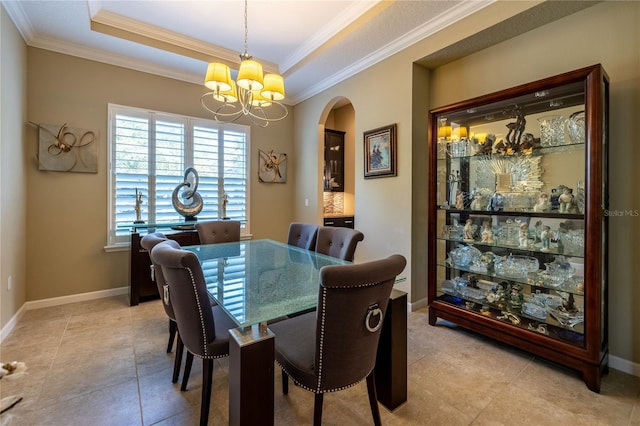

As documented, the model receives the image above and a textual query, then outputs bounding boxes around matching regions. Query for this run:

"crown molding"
[4,0,493,106]
[89,7,280,73]
[289,0,494,105]
[2,0,35,42]
[29,34,203,86]
[279,0,382,74]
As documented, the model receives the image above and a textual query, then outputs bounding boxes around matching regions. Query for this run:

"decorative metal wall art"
[258,149,287,183]
[33,122,98,173]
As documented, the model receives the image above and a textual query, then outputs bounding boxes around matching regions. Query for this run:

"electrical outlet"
[7,275,12,291]
[304,198,309,207]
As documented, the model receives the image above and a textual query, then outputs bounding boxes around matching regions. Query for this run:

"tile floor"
[1,295,639,425]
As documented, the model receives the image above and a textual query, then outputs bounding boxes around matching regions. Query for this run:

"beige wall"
[292,1,640,365]
[24,49,293,302]
[0,5,28,330]
[291,0,543,299]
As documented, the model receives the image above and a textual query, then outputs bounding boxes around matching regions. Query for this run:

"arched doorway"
[320,97,355,221]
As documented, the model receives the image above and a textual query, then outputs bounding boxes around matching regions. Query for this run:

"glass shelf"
[436,139,585,161]
[436,261,584,296]
[436,294,585,345]
[437,236,584,258]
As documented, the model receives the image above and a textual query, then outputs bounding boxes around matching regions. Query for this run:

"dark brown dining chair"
[150,240,237,426]
[315,226,364,261]
[268,254,407,426]
[287,222,319,251]
[195,220,241,244]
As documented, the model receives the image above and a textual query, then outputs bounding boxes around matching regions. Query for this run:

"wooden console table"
[128,227,200,306]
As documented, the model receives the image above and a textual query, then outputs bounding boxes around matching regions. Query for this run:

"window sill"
[104,233,253,253]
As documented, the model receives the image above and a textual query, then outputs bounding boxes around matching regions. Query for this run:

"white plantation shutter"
[108,104,250,245]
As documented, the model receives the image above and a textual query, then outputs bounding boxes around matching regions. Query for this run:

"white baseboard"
[409,296,428,312]
[0,304,26,342]
[23,286,128,310]
[609,355,640,378]
[0,286,128,343]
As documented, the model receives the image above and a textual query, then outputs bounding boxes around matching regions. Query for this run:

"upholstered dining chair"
[195,220,241,244]
[315,226,364,261]
[140,233,219,390]
[287,222,319,250]
[150,240,237,426]
[268,254,407,426]
[140,233,188,385]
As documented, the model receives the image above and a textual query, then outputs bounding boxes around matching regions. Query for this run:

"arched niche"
[319,97,355,218]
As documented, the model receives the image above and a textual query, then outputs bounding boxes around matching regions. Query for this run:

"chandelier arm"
[247,113,270,128]
[246,101,289,122]
[201,93,245,120]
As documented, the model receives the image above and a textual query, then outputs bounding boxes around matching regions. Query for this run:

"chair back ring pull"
[365,304,383,333]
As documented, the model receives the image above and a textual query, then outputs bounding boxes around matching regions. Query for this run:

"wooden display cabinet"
[427,65,609,392]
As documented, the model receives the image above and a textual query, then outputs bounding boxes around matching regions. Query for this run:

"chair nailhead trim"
[276,361,369,394]
[185,266,210,358]
[315,279,381,392]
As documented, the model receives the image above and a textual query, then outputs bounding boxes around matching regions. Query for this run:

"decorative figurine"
[540,225,553,251]
[479,134,496,155]
[558,187,574,213]
[134,188,144,224]
[487,192,504,211]
[221,192,229,219]
[519,223,529,248]
[533,192,550,212]
[470,191,486,210]
[456,190,465,210]
[481,221,494,244]
[509,284,524,309]
[533,220,543,243]
[549,186,565,210]
[463,219,475,241]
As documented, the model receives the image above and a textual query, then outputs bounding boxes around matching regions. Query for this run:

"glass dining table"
[184,239,407,425]
[184,239,350,327]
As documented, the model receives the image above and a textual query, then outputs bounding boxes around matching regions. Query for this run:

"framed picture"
[364,123,397,178]
[258,149,287,183]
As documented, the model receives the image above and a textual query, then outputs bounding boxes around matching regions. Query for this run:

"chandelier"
[200,0,288,127]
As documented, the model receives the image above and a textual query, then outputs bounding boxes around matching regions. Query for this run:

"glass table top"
[183,239,350,327]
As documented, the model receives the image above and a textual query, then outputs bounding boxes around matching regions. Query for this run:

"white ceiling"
[3,0,493,105]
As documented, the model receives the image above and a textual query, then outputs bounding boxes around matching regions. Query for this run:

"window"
[108,104,250,246]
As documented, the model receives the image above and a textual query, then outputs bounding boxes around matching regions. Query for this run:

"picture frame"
[364,123,397,178]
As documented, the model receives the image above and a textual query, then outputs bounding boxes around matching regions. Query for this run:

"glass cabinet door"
[433,80,588,346]
[324,129,345,192]
[428,65,608,392]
